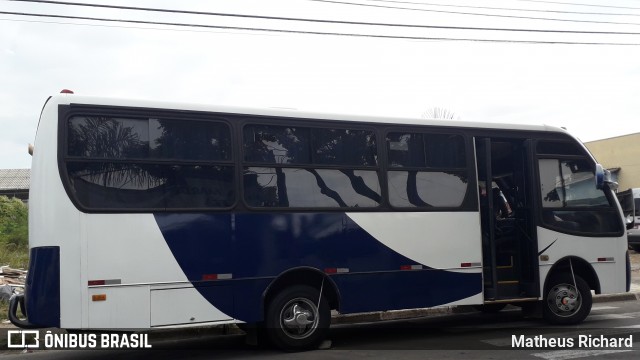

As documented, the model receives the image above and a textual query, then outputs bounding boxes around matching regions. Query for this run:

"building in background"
[0,169,30,203]
[585,133,640,191]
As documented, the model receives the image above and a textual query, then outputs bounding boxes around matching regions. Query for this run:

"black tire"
[631,244,640,253]
[543,274,592,325]
[474,303,508,313]
[265,285,330,351]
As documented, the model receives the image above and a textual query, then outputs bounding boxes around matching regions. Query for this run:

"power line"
[509,0,640,10]
[361,0,640,16]
[0,16,274,36]
[308,0,640,26]
[2,10,640,45]
[4,0,640,36]
[9,0,640,18]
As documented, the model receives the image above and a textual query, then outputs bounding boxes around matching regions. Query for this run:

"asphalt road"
[2,299,639,360]
[2,250,638,358]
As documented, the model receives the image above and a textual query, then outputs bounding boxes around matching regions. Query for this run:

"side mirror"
[595,163,618,191]
[626,214,635,230]
[595,164,605,189]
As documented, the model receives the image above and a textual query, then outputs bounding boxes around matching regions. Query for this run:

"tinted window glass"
[67,162,167,208]
[244,167,380,208]
[387,133,425,167]
[149,119,231,161]
[313,128,377,166]
[387,171,468,207]
[68,117,149,158]
[537,141,583,156]
[163,165,234,208]
[539,158,620,234]
[425,134,466,168]
[243,125,310,164]
[67,162,234,209]
[542,210,621,233]
[386,132,466,168]
[539,159,609,208]
[69,116,231,161]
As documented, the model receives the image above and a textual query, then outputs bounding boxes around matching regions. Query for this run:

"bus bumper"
[7,246,61,329]
[8,293,39,329]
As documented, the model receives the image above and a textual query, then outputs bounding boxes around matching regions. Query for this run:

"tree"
[0,196,28,249]
[421,107,460,120]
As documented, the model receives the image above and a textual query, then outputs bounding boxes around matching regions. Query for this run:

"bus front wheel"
[265,285,330,351]
[543,274,592,325]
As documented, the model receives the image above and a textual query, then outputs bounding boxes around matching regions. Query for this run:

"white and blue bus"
[10,92,631,350]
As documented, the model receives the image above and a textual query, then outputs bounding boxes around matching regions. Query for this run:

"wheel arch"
[262,267,341,316]
[543,256,601,294]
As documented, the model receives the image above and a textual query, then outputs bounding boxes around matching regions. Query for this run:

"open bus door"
[476,138,539,303]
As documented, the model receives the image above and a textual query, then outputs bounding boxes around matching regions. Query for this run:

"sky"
[2,0,640,169]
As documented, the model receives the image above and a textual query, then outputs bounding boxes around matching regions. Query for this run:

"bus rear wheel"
[265,285,330,351]
[543,274,592,325]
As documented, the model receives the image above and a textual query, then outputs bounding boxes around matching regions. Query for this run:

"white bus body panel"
[84,213,233,328]
[150,287,232,327]
[30,97,84,329]
[85,214,185,285]
[30,97,233,329]
[537,227,628,295]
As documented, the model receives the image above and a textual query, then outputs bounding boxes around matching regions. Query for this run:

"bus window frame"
[534,141,624,238]
[57,104,238,213]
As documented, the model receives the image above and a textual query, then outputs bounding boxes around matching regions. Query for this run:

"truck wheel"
[543,274,592,325]
[265,285,330,351]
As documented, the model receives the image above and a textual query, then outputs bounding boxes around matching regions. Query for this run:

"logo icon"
[7,330,40,348]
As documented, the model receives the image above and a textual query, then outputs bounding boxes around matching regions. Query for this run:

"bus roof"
[48,93,570,135]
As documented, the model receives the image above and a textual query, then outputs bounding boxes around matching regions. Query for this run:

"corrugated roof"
[0,169,30,190]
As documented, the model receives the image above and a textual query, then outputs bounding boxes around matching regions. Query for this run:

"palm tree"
[421,107,460,120]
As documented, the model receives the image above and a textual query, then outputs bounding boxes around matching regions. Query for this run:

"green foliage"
[0,195,29,268]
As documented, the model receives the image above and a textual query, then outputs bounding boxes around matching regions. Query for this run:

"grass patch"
[0,244,29,270]
[0,196,29,324]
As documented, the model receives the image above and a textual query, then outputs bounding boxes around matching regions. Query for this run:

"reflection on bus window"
[387,171,467,208]
[244,167,380,208]
[538,158,620,234]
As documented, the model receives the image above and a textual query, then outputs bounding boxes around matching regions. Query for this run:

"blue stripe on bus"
[25,246,60,328]
[154,213,481,322]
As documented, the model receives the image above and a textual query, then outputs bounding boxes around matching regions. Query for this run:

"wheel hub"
[284,304,314,328]
[280,299,318,339]
[548,284,581,316]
